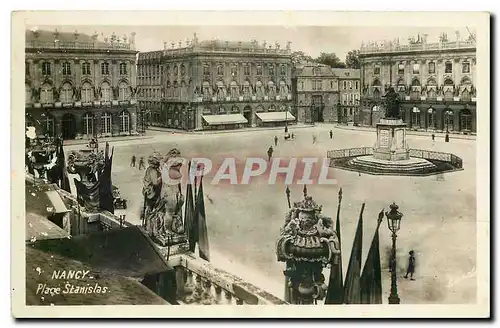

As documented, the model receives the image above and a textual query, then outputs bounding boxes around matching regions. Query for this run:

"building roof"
[331,68,361,79]
[197,39,265,50]
[25,180,70,218]
[26,247,168,306]
[29,225,170,278]
[26,212,70,242]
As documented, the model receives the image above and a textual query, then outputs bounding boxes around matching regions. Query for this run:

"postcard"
[11,10,490,318]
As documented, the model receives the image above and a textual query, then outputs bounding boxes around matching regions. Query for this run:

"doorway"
[243,106,252,127]
[61,113,76,139]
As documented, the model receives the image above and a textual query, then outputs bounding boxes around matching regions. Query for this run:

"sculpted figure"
[384,87,401,119]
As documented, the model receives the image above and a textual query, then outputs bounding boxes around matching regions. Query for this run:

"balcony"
[28,99,135,109]
[26,40,134,51]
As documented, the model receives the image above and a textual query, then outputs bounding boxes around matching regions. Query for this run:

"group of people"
[130,155,146,169]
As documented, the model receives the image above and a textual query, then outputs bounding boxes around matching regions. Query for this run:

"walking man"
[274,135,278,147]
[431,133,435,141]
[404,250,416,280]
[329,130,333,140]
[138,156,146,170]
[131,155,137,167]
[312,133,317,144]
[267,146,274,162]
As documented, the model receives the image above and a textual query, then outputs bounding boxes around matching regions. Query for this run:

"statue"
[276,190,340,304]
[142,149,185,246]
[384,87,401,119]
[67,147,105,185]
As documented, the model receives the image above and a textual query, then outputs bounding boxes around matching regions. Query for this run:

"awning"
[45,190,70,214]
[26,212,70,241]
[202,114,248,125]
[255,111,295,122]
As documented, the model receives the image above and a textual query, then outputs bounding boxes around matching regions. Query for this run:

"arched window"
[120,63,127,75]
[119,82,130,101]
[444,78,455,100]
[62,62,71,76]
[180,64,186,75]
[313,67,320,76]
[83,113,94,136]
[119,110,130,133]
[269,104,276,111]
[411,78,421,87]
[268,65,275,76]
[279,80,288,96]
[280,65,286,75]
[40,83,53,104]
[460,108,472,132]
[256,65,262,76]
[42,114,55,137]
[444,110,454,131]
[372,79,381,87]
[230,81,239,98]
[372,89,381,100]
[203,64,209,76]
[444,78,454,86]
[82,62,91,75]
[101,112,112,134]
[202,81,211,99]
[217,65,224,75]
[173,65,178,76]
[231,64,237,76]
[101,82,111,102]
[60,83,73,103]
[81,82,93,103]
[243,80,251,97]
[255,81,264,98]
[268,81,276,97]
[216,81,226,100]
[25,84,32,104]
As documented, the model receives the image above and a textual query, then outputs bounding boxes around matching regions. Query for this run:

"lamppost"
[285,108,288,133]
[386,202,403,305]
[445,110,453,133]
[337,101,342,125]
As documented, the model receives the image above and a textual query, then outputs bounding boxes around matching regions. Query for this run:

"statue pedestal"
[373,119,409,161]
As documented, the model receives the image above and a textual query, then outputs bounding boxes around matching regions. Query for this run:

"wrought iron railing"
[327,147,374,159]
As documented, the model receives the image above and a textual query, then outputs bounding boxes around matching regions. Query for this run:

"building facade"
[25,29,139,140]
[333,68,361,124]
[138,36,294,131]
[292,63,340,124]
[359,33,476,133]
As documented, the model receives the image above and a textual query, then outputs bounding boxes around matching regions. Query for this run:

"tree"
[345,50,361,69]
[291,51,314,65]
[315,52,346,68]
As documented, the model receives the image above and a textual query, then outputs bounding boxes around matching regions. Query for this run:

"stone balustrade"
[26,40,134,51]
[166,253,288,305]
[360,40,476,55]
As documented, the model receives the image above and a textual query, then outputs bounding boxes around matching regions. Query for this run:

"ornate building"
[359,32,476,133]
[292,63,340,123]
[25,29,139,140]
[332,68,361,124]
[138,35,294,131]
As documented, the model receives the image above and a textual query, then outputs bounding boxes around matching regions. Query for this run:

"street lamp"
[445,110,453,133]
[386,202,403,304]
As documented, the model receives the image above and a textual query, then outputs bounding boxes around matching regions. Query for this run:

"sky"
[29,25,474,60]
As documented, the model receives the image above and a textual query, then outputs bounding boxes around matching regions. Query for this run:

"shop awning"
[202,114,248,125]
[45,190,70,214]
[255,111,295,122]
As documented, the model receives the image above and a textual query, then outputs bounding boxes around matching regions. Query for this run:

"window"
[412,63,420,74]
[316,80,322,90]
[374,66,380,75]
[60,83,73,103]
[119,111,130,133]
[101,112,112,134]
[120,63,127,75]
[83,113,94,136]
[101,62,110,75]
[398,63,405,75]
[445,62,452,74]
[81,82,93,102]
[300,81,304,90]
[349,81,353,89]
[119,82,130,101]
[428,62,436,74]
[330,81,334,89]
[42,62,51,75]
[243,81,251,97]
[412,107,421,127]
[256,65,262,75]
[157,65,161,75]
[25,62,30,76]
[244,65,250,76]
[343,81,347,89]
[40,83,53,104]
[180,64,185,75]
[203,64,210,75]
[101,82,111,102]
[462,62,470,73]
[82,62,91,75]
[217,65,224,75]
[280,65,286,75]
[62,62,71,75]
[173,65,178,76]
[355,81,359,90]
[269,65,274,76]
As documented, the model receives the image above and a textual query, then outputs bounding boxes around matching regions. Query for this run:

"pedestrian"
[139,156,145,170]
[312,133,317,144]
[431,133,435,141]
[404,250,416,280]
[329,130,333,139]
[445,132,450,143]
[291,133,295,140]
[267,146,273,162]
[131,155,137,167]
[274,135,278,147]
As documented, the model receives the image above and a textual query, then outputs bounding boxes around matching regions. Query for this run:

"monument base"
[349,155,436,174]
[373,118,410,161]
